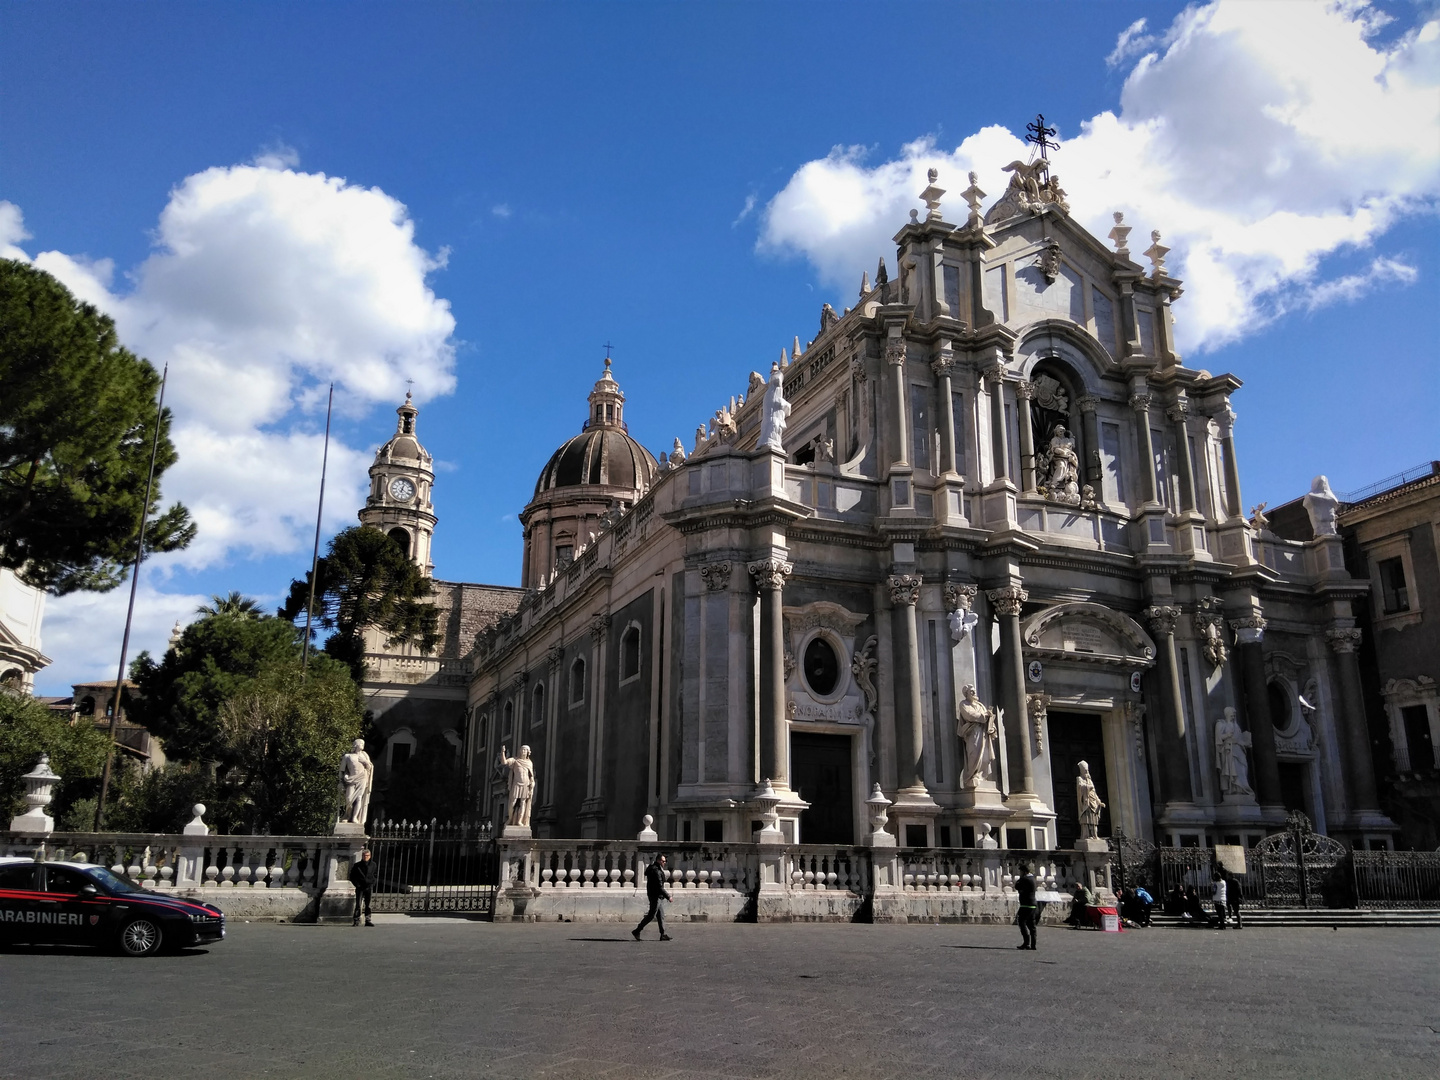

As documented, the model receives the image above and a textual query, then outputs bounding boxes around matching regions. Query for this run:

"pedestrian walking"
[350,848,375,927]
[1225,871,1243,929]
[1211,871,1228,929]
[632,853,673,941]
[1015,863,1038,950]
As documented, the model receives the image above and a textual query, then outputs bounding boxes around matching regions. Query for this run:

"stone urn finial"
[865,783,895,848]
[10,754,60,835]
[183,803,210,836]
[754,779,783,842]
[637,813,658,842]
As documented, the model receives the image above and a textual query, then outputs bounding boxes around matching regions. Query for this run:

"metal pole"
[301,383,335,671]
[424,817,437,913]
[94,364,169,831]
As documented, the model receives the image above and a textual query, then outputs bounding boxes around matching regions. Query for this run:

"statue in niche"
[1076,760,1105,839]
[956,684,998,788]
[498,744,536,828]
[339,739,374,826]
[1214,709,1254,797]
[1303,475,1340,536]
[757,362,792,453]
[1042,425,1081,504]
[1201,619,1228,671]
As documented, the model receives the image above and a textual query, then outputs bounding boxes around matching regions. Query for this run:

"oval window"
[803,637,840,697]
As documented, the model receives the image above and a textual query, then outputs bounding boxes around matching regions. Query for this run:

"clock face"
[389,477,417,502]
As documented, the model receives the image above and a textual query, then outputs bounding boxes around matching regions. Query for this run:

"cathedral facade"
[443,164,1393,852]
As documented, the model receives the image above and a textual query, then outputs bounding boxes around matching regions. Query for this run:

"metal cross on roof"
[1025,114,1059,160]
[603,341,613,369]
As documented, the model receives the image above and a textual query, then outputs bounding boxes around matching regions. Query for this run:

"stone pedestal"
[1074,837,1109,853]
[333,822,366,838]
[502,824,533,840]
[889,789,940,848]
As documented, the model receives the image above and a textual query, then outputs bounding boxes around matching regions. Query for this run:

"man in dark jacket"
[632,854,673,941]
[350,849,375,927]
[1015,864,1038,950]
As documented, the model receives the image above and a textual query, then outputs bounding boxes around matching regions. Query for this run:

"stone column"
[1078,394,1102,487]
[1015,379,1037,493]
[749,558,793,788]
[987,585,1034,794]
[1167,401,1196,512]
[888,574,926,793]
[1231,615,1283,807]
[931,349,958,477]
[1130,391,1158,505]
[1327,626,1380,811]
[887,340,909,467]
[986,368,1009,482]
[1144,605,1194,803]
[580,616,608,833]
[1216,406,1243,519]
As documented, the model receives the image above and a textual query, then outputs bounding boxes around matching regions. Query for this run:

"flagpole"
[94,363,168,831]
[302,383,335,671]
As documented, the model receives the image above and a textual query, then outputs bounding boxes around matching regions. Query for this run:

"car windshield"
[80,865,143,894]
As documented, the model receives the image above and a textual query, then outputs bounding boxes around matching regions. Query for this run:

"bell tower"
[360,392,436,577]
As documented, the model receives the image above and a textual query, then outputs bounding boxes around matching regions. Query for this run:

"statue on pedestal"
[757,362,791,453]
[1303,475,1340,536]
[498,744,536,828]
[1041,425,1081,504]
[339,739,374,826]
[1214,708,1254,797]
[1076,760,1105,839]
[956,684,998,788]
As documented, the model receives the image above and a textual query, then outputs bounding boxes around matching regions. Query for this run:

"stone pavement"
[1,918,1437,1079]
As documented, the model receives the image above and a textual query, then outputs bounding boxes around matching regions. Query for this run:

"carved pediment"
[1021,602,1157,667]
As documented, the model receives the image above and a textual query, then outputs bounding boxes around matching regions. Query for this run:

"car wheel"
[119,918,163,957]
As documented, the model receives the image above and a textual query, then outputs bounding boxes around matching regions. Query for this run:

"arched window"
[503,699,514,738]
[531,682,546,727]
[620,624,642,683]
[387,728,417,771]
[388,527,411,557]
[570,657,586,706]
[78,696,96,716]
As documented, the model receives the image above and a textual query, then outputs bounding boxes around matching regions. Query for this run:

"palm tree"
[197,591,263,619]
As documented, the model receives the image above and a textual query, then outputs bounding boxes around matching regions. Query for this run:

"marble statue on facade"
[1303,475,1341,536]
[947,605,979,643]
[498,744,536,828]
[1076,760,1105,839]
[339,739,374,826]
[1214,708,1254,797]
[957,684,998,788]
[1042,425,1081,503]
[757,362,791,454]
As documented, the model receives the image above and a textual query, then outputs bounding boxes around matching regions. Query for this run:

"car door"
[41,866,109,945]
[0,863,42,940]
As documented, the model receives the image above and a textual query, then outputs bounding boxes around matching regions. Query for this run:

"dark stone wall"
[601,588,655,838]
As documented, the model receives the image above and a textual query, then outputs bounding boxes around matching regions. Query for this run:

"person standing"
[1212,871,1228,929]
[1225,871,1243,929]
[1015,863,1038,950]
[632,854,673,941]
[350,849,375,927]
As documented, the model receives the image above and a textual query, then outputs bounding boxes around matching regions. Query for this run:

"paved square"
[2,919,1436,1079]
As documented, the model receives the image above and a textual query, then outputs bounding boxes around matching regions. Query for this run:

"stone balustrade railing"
[2,830,365,921]
[496,838,1110,923]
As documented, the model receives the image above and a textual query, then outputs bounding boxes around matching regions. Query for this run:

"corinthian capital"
[1015,379,1036,401]
[1144,604,1181,637]
[884,340,907,367]
[1076,394,1100,414]
[589,612,609,644]
[986,585,1028,617]
[888,574,923,606]
[699,561,732,592]
[1326,626,1363,653]
[930,352,955,378]
[1166,401,1190,423]
[1229,615,1267,645]
[943,582,978,612]
[747,558,793,592]
[1129,392,1153,413]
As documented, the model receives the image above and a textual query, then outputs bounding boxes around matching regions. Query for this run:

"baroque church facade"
[379,161,1395,852]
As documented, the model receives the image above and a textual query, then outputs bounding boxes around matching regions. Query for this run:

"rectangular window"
[1100,422,1125,504]
[910,384,932,470]
[1092,287,1117,358]
[1137,309,1156,355]
[1378,556,1410,613]
[951,391,967,475]
[555,544,574,569]
[1401,705,1434,771]
[703,819,724,843]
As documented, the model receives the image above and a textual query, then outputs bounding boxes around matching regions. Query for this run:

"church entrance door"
[791,732,854,844]
[1049,711,1111,849]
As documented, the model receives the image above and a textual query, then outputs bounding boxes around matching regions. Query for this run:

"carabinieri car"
[0,857,225,956]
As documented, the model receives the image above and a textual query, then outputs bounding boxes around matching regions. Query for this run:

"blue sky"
[3,1,1437,694]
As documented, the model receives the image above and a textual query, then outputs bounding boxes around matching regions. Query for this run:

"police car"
[0,857,225,956]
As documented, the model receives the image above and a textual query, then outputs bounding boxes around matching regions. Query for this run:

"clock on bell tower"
[359,392,437,577]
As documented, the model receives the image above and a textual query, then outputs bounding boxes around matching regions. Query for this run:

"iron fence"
[366,819,496,915]
[1351,850,1440,909]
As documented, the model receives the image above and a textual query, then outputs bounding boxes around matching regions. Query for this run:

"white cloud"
[491,203,512,219]
[253,142,300,170]
[1300,255,1418,312]
[1106,17,1158,68]
[758,1,1440,353]
[732,193,757,227]
[0,200,30,259]
[12,160,458,687]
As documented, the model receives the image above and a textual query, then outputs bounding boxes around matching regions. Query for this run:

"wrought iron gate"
[1251,812,1350,908]
[366,819,496,915]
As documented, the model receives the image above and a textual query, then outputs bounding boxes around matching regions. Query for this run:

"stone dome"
[534,427,658,497]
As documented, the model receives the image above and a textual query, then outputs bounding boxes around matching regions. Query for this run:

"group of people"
[1163,871,1244,928]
